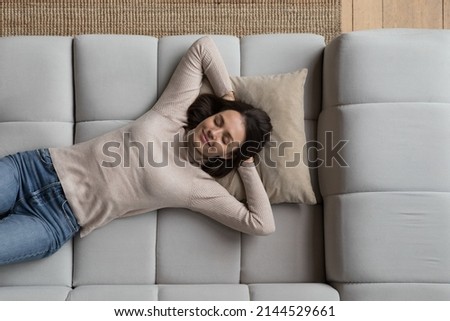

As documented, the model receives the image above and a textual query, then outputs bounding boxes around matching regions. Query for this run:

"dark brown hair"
[185,94,272,178]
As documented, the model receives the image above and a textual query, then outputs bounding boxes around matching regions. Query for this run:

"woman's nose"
[209,128,221,140]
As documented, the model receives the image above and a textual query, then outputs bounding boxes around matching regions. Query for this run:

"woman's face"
[193,110,246,159]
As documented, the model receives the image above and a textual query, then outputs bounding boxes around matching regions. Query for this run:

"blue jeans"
[0,149,80,265]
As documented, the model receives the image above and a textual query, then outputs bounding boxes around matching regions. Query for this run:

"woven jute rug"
[1,0,341,42]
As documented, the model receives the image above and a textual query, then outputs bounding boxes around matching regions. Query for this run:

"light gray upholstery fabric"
[241,204,324,283]
[68,285,158,301]
[73,213,157,286]
[332,283,450,301]
[249,284,339,301]
[73,35,159,150]
[157,35,241,96]
[0,37,73,122]
[325,192,450,283]
[0,242,73,287]
[319,104,450,196]
[320,29,450,300]
[0,37,73,156]
[67,284,341,301]
[75,120,133,144]
[156,208,241,284]
[0,286,71,301]
[323,29,450,109]
[74,35,158,122]
[158,285,250,301]
[0,123,73,157]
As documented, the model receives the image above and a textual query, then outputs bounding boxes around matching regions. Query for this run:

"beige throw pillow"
[215,69,317,205]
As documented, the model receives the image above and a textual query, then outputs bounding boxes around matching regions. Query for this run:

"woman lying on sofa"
[0,36,275,265]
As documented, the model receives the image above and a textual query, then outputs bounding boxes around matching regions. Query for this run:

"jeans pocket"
[36,149,53,166]
[61,200,79,235]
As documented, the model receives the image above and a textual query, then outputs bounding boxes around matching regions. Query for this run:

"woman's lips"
[201,130,210,146]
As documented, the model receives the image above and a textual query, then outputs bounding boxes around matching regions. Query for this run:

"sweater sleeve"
[152,36,233,122]
[189,166,275,236]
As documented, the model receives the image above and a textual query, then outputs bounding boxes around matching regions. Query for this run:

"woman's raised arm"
[152,36,233,122]
[189,164,275,236]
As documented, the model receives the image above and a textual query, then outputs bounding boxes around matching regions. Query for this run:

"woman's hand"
[242,156,254,165]
[222,91,235,101]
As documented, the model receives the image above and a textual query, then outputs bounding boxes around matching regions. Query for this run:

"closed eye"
[215,114,234,145]
[214,115,224,127]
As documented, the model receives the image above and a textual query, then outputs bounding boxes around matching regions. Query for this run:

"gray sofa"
[0,29,449,301]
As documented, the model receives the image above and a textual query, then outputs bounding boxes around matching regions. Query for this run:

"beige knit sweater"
[50,37,275,238]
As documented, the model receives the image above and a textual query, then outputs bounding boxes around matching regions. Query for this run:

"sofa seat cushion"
[333,283,450,301]
[158,284,250,301]
[249,283,339,301]
[0,286,71,301]
[68,285,158,301]
[67,283,339,301]
[159,284,339,301]
[325,192,450,283]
